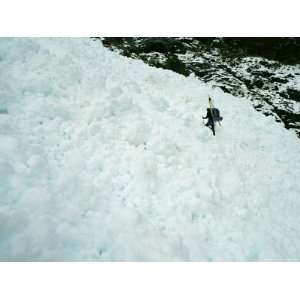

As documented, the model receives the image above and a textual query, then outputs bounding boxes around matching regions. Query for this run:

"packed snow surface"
[1,38,300,261]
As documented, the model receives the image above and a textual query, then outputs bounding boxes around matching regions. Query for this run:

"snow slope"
[1,38,300,261]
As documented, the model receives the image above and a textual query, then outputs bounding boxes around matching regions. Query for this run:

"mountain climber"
[202,107,223,136]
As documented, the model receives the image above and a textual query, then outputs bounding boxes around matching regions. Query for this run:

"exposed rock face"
[99,37,300,138]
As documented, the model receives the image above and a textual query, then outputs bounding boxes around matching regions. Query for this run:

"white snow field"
[1,38,300,261]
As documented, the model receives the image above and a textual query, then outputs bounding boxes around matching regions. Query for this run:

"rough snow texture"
[0,38,300,261]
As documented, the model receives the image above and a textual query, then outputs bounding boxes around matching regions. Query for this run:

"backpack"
[211,108,223,122]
